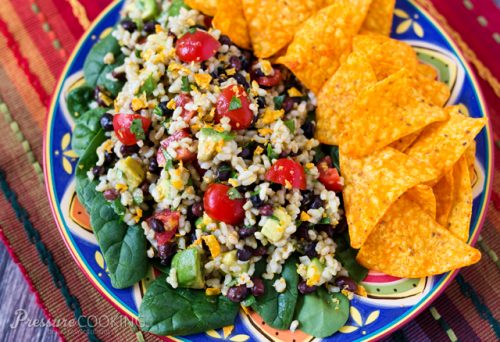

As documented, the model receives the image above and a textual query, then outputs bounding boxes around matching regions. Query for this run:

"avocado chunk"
[261,207,291,243]
[221,250,249,276]
[116,156,145,190]
[306,257,324,287]
[172,248,205,289]
[197,128,234,162]
[138,0,159,20]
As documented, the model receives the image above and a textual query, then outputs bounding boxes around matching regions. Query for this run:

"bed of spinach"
[294,288,350,338]
[67,85,94,118]
[334,232,368,283]
[139,275,239,336]
[251,256,299,330]
[72,107,108,157]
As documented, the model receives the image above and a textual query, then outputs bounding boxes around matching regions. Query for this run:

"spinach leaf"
[139,275,239,336]
[90,196,149,288]
[294,288,349,338]
[252,256,299,329]
[334,232,368,283]
[72,107,108,156]
[168,0,188,17]
[83,34,125,97]
[75,130,106,212]
[329,145,340,171]
[139,74,157,96]
[67,85,94,118]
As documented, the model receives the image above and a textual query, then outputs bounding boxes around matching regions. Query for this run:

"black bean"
[335,217,348,235]
[251,68,265,78]
[335,276,358,292]
[226,285,248,303]
[309,195,323,210]
[191,202,204,218]
[294,222,311,240]
[150,218,165,233]
[301,121,315,139]
[240,51,253,70]
[111,70,127,82]
[158,101,174,116]
[269,183,282,191]
[256,96,266,109]
[282,97,297,113]
[279,151,288,158]
[216,163,232,182]
[140,182,150,198]
[250,195,263,208]
[229,56,242,71]
[99,113,114,132]
[304,242,318,258]
[237,185,254,193]
[316,224,335,238]
[237,247,253,261]
[233,73,249,89]
[104,151,116,165]
[121,19,137,32]
[94,87,106,107]
[120,144,140,156]
[238,226,257,238]
[148,158,160,174]
[219,34,232,45]
[143,21,158,34]
[252,246,267,257]
[158,242,177,265]
[259,204,274,216]
[251,278,265,297]
[92,166,105,177]
[239,147,253,160]
[298,281,318,294]
[103,189,119,201]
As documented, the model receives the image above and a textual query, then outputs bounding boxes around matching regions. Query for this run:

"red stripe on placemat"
[0,17,50,107]
[0,227,66,342]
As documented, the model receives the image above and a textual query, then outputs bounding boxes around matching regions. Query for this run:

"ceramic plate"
[44,1,493,340]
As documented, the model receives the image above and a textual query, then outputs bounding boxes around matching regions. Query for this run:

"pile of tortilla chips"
[185,0,487,278]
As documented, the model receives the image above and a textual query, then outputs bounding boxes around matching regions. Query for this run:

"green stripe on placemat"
[455,273,500,338]
[429,306,458,342]
[476,235,500,270]
[0,169,100,342]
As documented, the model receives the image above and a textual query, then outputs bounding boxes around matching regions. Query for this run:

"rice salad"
[74,0,364,330]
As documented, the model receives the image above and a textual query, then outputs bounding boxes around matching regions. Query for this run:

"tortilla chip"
[277,0,372,93]
[389,130,422,152]
[411,66,450,107]
[433,171,454,226]
[361,0,396,36]
[213,0,251,49]
[465,141,477,183]
[408,106,487,180]
[340,69,448,158]
[417,63,438,80]
[406,184,436,219]
[353,34,419,81]
[242,0,325,58]
[447,156,472,242]
[357,195,481,278]
[185,0,217,16]
[341,147,438,249]
[316,52,377,145]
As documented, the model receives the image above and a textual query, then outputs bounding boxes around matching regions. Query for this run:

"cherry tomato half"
[157,130,196,166]
[175,93,197,122]
[175,30,220,63]
[265,159,307,190]
[204,184,245,225]
[216,85,253,130]
[253,67,282,87]
[317,156,343,192]
[113,114,151,146]
[148,210,180,245]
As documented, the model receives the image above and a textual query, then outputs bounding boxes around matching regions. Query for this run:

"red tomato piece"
[215,85,253,130]
[157,129,196,166]
[317,156,343,192]
[148,210,180,245]
[113,114,151,146]
[254,68,282,87]
[265,159,307,190]
[204,184,245,225]
[175,30,220,63]
[175,93,197,122]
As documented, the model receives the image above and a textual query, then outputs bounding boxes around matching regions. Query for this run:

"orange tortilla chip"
[357,195,481,278]
[389,130,422,152]
[185,0,217,16]
[433,171,454,226]
[417,63,438,80]
[340,69,448,157]
[316,52,377,145]
[361,0,396,36]
[277,0,372,93]
[447,156,473,242]
[242,0,325,58]
[465,141,477,183]
[213,0,251,49]
[341,147,438,249]
[411,66,450,107]
[408,105,487,180]
[406,184,437,219]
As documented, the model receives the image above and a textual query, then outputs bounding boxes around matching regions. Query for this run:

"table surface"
[0,243,58,342]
